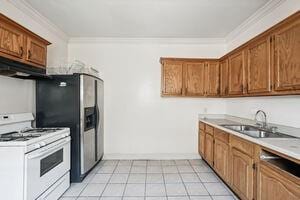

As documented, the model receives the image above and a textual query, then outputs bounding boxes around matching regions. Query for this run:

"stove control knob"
[34,144,41,149]
[40,142,46,146]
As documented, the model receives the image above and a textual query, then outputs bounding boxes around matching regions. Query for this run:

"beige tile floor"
[60,159,239,200]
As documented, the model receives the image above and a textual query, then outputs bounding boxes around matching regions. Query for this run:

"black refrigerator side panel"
[36,75,82,182]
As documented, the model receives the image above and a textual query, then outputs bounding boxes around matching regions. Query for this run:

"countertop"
[198,114,300,161]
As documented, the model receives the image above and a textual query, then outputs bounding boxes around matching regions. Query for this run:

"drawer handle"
[28,50,32,59]
[20,47,23,57]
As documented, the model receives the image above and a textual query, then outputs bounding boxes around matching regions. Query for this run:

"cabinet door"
[206,62,220,96]
[26,36,47,67]
[161,60,183,96]
[0,21,24,59]
[231,148,254,200]
[204,133,214,166]
[185,62,206,96]
[274,18,300,91]
[247,36,272,93]
[199,130,205,157]
[214,139,229,182]
[257,162,300,200]
[228,51,246,95]
[220,59,229,96]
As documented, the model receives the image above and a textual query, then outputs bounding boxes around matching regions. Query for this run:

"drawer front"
[199,122,205,131]
[214,129,229,143]
[205,125,214,135]
[231,136,254,157]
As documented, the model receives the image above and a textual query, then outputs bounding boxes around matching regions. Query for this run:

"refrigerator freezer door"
[82,75,95,108]
[80,75,97,175]
[96,80,104,160]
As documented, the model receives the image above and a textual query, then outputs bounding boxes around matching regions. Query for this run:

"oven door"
[24,137,71,200]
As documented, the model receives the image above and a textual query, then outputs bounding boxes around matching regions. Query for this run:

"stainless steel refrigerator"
[36,73,104,182]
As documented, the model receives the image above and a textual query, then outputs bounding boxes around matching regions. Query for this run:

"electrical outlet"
[0,115,10,121]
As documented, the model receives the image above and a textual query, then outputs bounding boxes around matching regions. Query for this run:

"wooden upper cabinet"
[185,62,206,96]
[206,61,220,96]
[161,60,183,96]
[0,13,50,69]
[220,59,229,96]
[231,148,254,200]
[273,16,300,91]
[247,36,272,94]
[228,50,246,95]
[0,20,24,60]
[26,36,47,67]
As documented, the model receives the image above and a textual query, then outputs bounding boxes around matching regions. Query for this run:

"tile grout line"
[144,160,148,200]
[160,160,168,199]
[121,160,134,199]
[99,160,119,199]
[176,160,191,200]
[190,159,213,199]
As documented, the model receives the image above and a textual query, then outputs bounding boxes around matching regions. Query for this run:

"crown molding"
[7,0,284,47]
[8,0,69,41]
[225,0,286,43]
[68,37,226,45]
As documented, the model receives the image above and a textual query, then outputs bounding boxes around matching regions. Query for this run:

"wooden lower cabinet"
[199,122,300,200]
[214,138,229,182]
[204,133,214,166]
[231,148,254,200]
[198,129,205,157]
[257,162,300,200]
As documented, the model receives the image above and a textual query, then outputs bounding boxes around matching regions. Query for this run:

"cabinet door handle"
[225,87,228,95]
[19,47,23,57]
[28,50,32,59]
[240,85,243,92]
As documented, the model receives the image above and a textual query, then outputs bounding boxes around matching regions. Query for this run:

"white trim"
[8,0,69,41]
[225,0,286,43]
[103,153,201,160]
[8,0,285,46]
[68,37,226,45]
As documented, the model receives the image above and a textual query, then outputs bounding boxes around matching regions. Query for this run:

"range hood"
[0,56,51,80]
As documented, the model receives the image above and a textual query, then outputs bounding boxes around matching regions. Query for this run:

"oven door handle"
[27,137,71,160]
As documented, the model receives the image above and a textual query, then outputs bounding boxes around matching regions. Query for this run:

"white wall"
[225,0,300,128]
[68,40,227,158]
[225,96,300,128]
[0,0,68,114]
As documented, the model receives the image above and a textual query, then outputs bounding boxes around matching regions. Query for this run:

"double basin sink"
[221,124,295,138]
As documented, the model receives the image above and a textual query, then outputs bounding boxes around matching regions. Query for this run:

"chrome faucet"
[255,110,267,128]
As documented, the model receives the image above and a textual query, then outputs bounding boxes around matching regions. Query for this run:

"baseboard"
[103,153,201,160]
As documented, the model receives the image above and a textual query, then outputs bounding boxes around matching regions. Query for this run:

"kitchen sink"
[221,124,295,138]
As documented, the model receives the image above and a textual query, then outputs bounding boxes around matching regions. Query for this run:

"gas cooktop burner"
[21,128,63,133]
[0,128,63,142]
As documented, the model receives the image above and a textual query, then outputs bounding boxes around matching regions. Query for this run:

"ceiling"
[24,0,270,38]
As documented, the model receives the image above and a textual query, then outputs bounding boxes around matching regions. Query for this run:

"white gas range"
[0,113,71,200]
